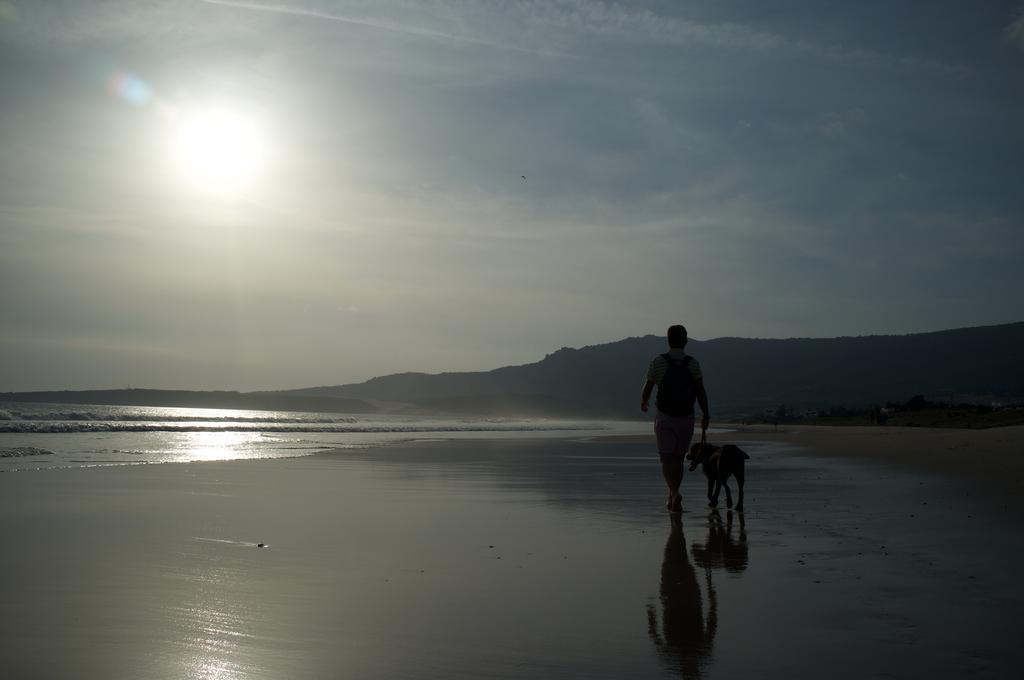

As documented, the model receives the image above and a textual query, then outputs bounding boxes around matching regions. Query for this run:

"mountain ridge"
[270,321,1024,416]
[4,321,1022,418]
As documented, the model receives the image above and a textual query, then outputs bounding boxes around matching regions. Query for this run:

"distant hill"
[5,322,1023,418]
[274,321,1024,417]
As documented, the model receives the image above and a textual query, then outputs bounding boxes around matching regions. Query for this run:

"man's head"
[667,324,688,349]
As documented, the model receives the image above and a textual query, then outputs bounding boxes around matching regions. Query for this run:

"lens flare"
[0,2,18,22]
[107,71,153,107]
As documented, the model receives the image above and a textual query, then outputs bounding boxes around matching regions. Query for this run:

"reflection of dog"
[691,510,748,574]
[687,443,749,511]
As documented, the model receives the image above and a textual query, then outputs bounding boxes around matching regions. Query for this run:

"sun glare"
[171,108,266,193]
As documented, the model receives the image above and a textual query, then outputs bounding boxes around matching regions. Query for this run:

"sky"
[1,1,1022,392]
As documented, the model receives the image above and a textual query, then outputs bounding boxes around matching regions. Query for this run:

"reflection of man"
[641,324,711,512]
[646,514,717,679]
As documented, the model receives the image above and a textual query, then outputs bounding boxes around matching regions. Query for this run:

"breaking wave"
[0,408,357,424]
[0,446,55,458]
[0,422,597,434]
[0,404,602,435]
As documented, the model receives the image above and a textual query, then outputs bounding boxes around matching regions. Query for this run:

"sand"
[1,429,1022,679]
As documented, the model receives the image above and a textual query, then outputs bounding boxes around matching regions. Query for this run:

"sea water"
[0,401,643,471]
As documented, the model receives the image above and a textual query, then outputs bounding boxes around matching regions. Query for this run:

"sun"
[171,108,266,193]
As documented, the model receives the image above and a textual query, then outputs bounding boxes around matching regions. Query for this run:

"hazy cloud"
[3,1,971,77]
[1006,12,1024,49]
[197,0,571,56]
[817,108,869,138]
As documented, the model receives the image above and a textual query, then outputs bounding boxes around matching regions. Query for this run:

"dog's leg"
[735,470,745,512]
[723,479,733,509]
[706,476,715,505]
[710,479,722,508]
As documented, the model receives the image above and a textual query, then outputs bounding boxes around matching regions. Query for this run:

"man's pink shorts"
[654,412,695,459]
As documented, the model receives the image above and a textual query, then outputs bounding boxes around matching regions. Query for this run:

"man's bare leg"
[660,455,684,512]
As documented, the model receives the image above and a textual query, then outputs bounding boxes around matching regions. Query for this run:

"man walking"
[641,324,710,512]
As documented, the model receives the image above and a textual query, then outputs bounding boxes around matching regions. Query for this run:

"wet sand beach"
[1,432,1022,679]
[601,423,1024,471]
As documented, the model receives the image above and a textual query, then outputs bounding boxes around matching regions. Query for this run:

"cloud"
[817,108,868,138]
[521,1,787,51]
[199,1,788,58]
[7,1,968,79]
[1,332,206,363]
[198,0,570,56]
[515,1,967,77]
[1006,12,1024,50]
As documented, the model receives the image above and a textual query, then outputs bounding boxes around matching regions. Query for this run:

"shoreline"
[7,420,1022,480]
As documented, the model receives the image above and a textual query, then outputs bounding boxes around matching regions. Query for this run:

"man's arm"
[696,378,710,430]
[640,379,655,412]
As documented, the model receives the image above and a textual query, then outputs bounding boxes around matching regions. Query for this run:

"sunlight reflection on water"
[0,401,635,469]
[185,657,249,680]
[169,553,261,680]
[181,431,263,462]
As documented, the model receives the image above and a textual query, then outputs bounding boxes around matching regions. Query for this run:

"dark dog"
[687,443,750,511]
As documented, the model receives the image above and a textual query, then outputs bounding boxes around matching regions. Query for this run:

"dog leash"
[700,428,719,474]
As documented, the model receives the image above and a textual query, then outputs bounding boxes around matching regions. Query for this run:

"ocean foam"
[0,422,597,434]
[0,409,358,424]
[0,446,55,458]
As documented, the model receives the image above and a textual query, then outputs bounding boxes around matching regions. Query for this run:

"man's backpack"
[656,353,696,417]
